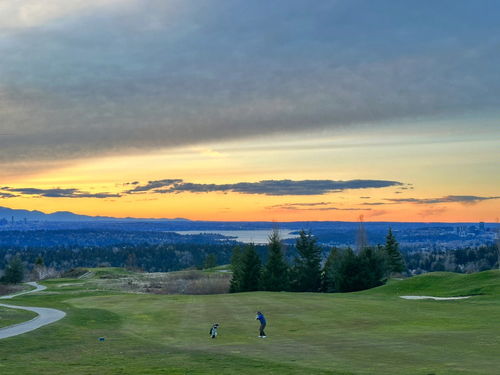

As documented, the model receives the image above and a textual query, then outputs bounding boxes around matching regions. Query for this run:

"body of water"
[174,230,296,244]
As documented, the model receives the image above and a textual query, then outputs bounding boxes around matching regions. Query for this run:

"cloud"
[0,0,134,30]
[366,210,388,218]
[127,178,403,196]
[267,203,370,211]
[362,195,500,206]
[268,202,333,208]
[0,1,499,164]
[127,179,183,193]
[0,191,17,198]
[1,187,120,198]
[387,195,500,205]
[418,207,448,218]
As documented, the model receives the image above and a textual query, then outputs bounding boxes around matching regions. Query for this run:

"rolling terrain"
[0,269,498,374]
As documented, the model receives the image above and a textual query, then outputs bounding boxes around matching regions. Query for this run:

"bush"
[144,271,231,295]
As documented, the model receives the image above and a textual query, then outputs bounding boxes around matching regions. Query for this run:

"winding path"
[0,282,66,340]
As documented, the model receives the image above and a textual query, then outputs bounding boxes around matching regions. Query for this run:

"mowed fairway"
[0,306,37,329]
[0,270,499,375]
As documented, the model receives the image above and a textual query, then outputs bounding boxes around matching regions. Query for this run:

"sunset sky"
[0,0,499,222]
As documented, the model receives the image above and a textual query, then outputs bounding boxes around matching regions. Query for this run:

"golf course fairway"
[0,269,498,375]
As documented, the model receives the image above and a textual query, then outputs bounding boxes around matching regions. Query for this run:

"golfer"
[256,311,267,338]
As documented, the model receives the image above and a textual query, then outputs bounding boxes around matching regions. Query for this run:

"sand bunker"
[400,295,471,301]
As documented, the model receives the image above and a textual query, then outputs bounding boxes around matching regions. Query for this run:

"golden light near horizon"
[1,125,498,222]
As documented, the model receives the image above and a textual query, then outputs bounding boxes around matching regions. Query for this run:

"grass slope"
[0,270,499,375]
[365,270,500,297]
[0,306,37,329]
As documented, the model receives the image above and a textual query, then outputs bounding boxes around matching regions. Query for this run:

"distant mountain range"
[0,206,189,222]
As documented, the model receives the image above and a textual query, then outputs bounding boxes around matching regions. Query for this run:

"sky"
[0,0,499,222]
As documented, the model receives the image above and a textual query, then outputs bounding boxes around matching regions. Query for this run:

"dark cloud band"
[1,187,120,199]
[127,179,403,196]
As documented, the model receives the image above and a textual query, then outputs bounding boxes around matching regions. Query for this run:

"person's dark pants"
[259,323,266,337]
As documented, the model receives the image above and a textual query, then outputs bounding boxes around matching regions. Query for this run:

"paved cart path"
[0,282,66,340]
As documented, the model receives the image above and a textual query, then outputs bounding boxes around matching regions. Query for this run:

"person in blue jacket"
[256,311,267,338]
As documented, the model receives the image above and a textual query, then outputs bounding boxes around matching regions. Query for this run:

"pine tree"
[261,229,289,291]
[203,253,217,269]
[35,256,44,267]
[229,244,262,292]
[239,244,262,292]
[322,247,342,292]
[358,246,387,289]
[33,255,47,280]
[336,248,362,292]
[229,246,243,293]
[3,256,24,284]
[384,228,406,274]
[291,230,322,292]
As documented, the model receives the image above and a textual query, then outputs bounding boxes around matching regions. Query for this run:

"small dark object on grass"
[209,323,219,339]
[98,337,105,342]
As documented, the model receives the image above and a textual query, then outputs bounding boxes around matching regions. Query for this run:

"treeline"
[230,229,405,293]
[404,243,499,274]
[0,229,234,248]
[0,242,246,275]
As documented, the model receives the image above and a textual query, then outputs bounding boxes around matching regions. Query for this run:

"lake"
[174,230,296,244]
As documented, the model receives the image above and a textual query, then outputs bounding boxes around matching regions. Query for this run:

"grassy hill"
[365,269,500,297]
[0,306,37,329]
[0,269,499,374]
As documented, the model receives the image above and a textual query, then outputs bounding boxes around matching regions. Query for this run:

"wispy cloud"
[127,179,183,193]
[268,202,333,208]
[267,202,370,211]
[418,207,448,218]
[0,191,17,198]
[387,195,500,205]
[126,179,403,196]
[366,210,388,218]
[1,187,120,199]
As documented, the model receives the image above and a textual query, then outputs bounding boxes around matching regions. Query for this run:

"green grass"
[88,267,136,279]
[203,264,232,273]
[0,306,37,328]
[0,269,499,374]
[365,270,500,297]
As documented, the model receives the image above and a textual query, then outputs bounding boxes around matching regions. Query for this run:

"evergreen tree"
[324,247,387,293]
[33,255,47,280]
[322,247,342,292]
[203,253,217,269]
[336,248,362,292]
[291,230,322,292]
[358,246,387,289]
[229,246,243,293]
[3,256,24,284]
[384,228,406,274]
[261,229,289,291]
[239,244,262,292]
[125,253,138,271]
[35,256,44,267]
